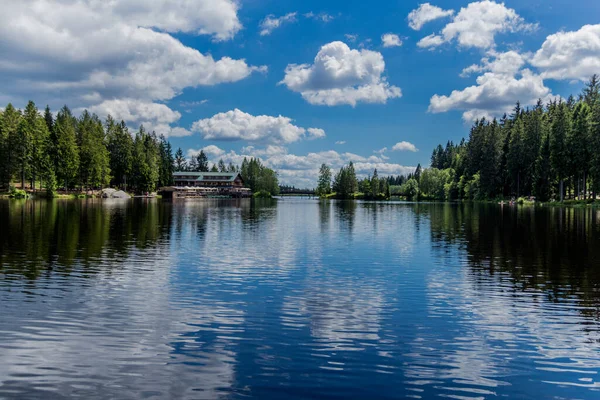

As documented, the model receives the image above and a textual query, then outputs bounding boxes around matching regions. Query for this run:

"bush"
[400,178,420,200]
[253,190,272,198]
[9,187,28,199]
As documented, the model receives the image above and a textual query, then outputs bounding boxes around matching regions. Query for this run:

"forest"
[317,75,600,203]
[420,75,600,202]
[316,162,398,200]
[0,101,279,196]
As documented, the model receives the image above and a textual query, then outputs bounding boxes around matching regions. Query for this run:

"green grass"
[543,199,600,207]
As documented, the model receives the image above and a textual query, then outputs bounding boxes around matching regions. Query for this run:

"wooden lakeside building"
[159,172,252,199]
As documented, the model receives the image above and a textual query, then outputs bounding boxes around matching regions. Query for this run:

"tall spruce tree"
[534,132,552,202]
[550,102,571,202]
[522,100,544,195]
[0,105,23,188]
[569,102,591,199]
[174,147,187,172]
[54,106,80,189]
[371,169,380,198]
[15,101,37,189]
[107,118,133,189]
[316,163,332,196]
[158,135,174,187]
[507,117,526,197]
[77,110,110,189]
[197,150,209,172]
[31,109,52,191]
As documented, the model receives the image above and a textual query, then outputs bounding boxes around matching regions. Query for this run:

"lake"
[1,199,599,399]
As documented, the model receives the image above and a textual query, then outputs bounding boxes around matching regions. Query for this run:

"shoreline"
[3,193,599,208]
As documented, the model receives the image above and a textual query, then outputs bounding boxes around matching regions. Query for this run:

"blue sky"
[1,0,599,187]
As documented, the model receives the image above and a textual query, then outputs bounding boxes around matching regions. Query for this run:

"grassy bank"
[315,192,600,208]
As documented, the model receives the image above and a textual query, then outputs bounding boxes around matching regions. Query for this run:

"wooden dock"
[159,186,252,199]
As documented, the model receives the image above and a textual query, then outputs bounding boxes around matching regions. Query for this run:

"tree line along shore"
[316,75,600,205]
[3,74,599,203]
[0,102,278,198]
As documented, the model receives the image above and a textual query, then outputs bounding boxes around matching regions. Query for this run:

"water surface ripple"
[1,199,600,399]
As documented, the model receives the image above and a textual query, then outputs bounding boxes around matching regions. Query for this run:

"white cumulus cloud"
[263,150,414,187]
[187,146,416,187]
[392,141,419,152]
[187,145,226,159]
[191,109,326,144]
[531,24,600,81]
[85,99,191,137]
[382,33,403,48]
[417,34,445,49]
[460,50,528,77]
[417,1,536,49]
[281,41,402,106]
[0,0,262,136]
[240,145,288,157]
[429,51,552,121]
[307,128,327,139]
[408,3,455,31]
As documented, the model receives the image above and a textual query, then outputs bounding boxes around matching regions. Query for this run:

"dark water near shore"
[1,199,600,399]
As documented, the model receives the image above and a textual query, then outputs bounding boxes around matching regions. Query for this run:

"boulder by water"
[101,189,130,199]
[111,190,130,199]
[101,188,116,198]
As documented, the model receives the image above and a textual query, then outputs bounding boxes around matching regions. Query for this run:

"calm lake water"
[1,199,600,399]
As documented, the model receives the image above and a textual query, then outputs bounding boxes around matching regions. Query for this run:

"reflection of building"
[160,172,251,198]
[173,172,245,188]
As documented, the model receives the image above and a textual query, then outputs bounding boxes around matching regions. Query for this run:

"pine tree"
[144,131,160,192]
[107,118,133,189]
[197,150,209,172]
[522,100,544,195]
[370,168,379,198]
[131,126,159,193]
[90,114,111,189]
[590,100,600,199]
[414,163,422,181]
[347,162,358,194]
[218,159,227,172]
[583,74,599,107]
[15,101,37,189]
[569,102,591,199]
[431,144,444,169]
[534,132,552,202]
[31,111,52,191]
[158,135,174,187]
[0,105,23,188]
[316,163,332,196]
[174,148,187,172]
[550,102,571,202]
[54,106,80,189]
[240,158,249,183]
[44,105,54,134]
[507,117,526,197]
[77,110,97,189]
[479,119,503,199]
